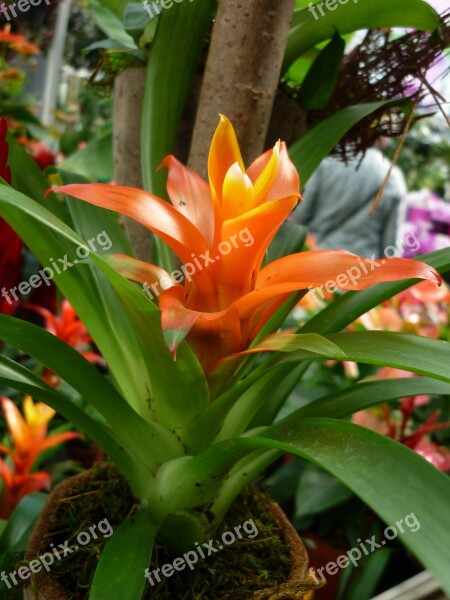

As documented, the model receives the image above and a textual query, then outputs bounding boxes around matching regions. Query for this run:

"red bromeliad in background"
[27,299,104,386]
[0,119,57,315]
[353,366,450,473]
[0,118,22,316]
[16,136,56,170]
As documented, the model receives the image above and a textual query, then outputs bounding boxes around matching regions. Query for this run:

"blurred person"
[293,143,407,258]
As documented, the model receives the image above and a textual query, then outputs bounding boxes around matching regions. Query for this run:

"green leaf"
[0,493,46,554]
[141,0,215,270]
[87,0,137,48]
[300,247,450,335]
[339,549,393,600]
[96,0,129,19]
[84,39,131,53]
[299,31,345,109]
[141,0,214,196]
[6,134,68,221]
[90,508,157,600]
[186,332,344,448]
[183,363,305,451]
[284,0,440,70]
[289,99,412,187]
[0,317,181,477]
[214,250,450,448]
[123,2,155,42]
[241,419,450,595]
[0,354,151,487]
[0,355,121,459]
[0,183,209,435]
[279,332,450,384]
[250,332,345,357]
[0,494,48,597]
[288,377,450,420]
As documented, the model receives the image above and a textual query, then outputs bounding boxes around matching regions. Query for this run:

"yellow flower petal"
[208,115,245,202]
[221,162,254,221]
[23,395,55,429]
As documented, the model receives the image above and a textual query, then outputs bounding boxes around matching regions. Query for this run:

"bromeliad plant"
[0,396,80,519]
[0,117,450,598]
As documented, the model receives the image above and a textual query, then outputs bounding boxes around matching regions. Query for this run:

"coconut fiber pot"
[23,466,320,600]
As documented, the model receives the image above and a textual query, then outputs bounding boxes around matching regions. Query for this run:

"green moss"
[46,463,136,595]
[41,463,293,599]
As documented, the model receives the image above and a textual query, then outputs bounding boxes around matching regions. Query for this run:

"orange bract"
[27,300,104,386]
[0,397,80,517]
[0,26,39,54]
[55,116,441,373]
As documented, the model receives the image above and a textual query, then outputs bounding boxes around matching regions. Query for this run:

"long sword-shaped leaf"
[58,178,210,433]
[277,332,450,384]
[207,252,450,448]
[0,182,152,413]
[210,377,450,523]
[287,377,450,421]
[284,0,439,70]
[141,0,215,270]
[0,354,142,482]
[179,417,450,593]
[0,315,183,471]
[186,325,450,449]
[141,0,214,197]
[289,99,412,186]
[212,334,344,442]
[0,183,209,432]
[241,419,450,595]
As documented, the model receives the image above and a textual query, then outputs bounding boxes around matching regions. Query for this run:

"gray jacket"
[293,148,407,258]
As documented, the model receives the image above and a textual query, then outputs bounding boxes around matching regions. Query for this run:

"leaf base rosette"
[23,464,318,600]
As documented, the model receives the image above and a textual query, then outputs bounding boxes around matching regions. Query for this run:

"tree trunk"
[113,67,153,260]
[189,0,296,176]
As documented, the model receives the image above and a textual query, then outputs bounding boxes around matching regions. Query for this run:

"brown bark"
[113,67,153,260]
[189,0,296,176]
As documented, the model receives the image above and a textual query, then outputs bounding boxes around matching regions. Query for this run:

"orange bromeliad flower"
[27,299,103,363]
[0,396,80,517]
[55,116,441,373]
[0,396,80,474]
[0,26,39,54]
